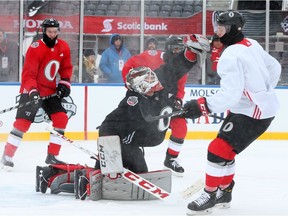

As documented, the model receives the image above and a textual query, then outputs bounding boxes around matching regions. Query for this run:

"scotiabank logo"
[118,22,168,31]
[102,19,114,32]
[101,19,168,32]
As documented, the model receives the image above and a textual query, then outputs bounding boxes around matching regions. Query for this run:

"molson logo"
[101,19,168,32]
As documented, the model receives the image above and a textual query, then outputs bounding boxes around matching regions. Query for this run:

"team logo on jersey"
[148,50,158,56]
[127,96,138,106]
[31,42,39,48]
[33,95,77,123]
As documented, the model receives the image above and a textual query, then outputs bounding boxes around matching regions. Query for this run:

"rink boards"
[0,84,287,141]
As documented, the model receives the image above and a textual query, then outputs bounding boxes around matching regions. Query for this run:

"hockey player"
[99,34,210,174]
[1,18,72,169]
[122,35,200,176]
[183,11,281,215]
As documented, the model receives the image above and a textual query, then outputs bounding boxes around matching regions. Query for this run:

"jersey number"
[158,106,173,131]
[44,60,60,81]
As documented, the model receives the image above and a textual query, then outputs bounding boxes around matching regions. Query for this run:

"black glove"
[57,80,71,98]
[182,97,210,119]
[174,98,183,110]
[28,89,42,107]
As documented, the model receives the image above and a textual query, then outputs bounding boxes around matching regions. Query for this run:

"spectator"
[207,34,223,85]
[0,29,19,82]
[145,36,158,50]
[99,34,131,83]
[82,49,97,83]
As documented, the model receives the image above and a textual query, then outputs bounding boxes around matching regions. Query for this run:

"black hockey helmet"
[165,35,184,53]
[216,10,245,30]
[41,18,60,33]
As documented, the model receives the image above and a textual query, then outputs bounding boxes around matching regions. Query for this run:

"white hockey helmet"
[126,66,163,96]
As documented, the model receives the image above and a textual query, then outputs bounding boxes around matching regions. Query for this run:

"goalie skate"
[36,166,52,193]
[74,169,89,200]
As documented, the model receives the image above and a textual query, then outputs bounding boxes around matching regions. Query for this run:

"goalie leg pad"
[74,169,92,200]
[98,169,172,200]
[89,169,103,201]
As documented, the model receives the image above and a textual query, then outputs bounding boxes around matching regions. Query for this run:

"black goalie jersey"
[99,88,175,147]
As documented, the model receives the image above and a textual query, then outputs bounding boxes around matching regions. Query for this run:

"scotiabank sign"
[85,12,214,35]
[0,13,214,35]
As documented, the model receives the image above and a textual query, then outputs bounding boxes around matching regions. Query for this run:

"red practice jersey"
[122,50,164,83]
[20,39,72,97]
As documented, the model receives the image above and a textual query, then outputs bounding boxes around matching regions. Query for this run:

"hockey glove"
[174,98,183,110]
[29,89,42,107]
[57,80,71,98]
[182,97,210,119]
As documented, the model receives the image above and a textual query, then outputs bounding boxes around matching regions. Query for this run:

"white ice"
[1,139,287,216]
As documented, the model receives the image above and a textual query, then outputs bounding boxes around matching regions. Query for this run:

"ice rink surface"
[1,139,287,216]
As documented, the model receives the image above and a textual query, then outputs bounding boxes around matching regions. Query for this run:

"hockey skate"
[215,180,235,209]
[1,154,14,171]
[74,169,89,200]
[45,153,66,165]
[36,166,54,193]
[186,189,216,215]
[164,156,184,177]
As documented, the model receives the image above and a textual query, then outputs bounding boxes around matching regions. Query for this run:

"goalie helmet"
[126,66,163,96]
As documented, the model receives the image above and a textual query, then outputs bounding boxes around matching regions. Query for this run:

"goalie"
[98,34,210,175]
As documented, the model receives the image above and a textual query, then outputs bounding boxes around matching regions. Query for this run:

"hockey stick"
[46,126,98,160]
[0,93,58,115]
[46,127,171,201]
[144,110,225,122]
[181,179,204,199]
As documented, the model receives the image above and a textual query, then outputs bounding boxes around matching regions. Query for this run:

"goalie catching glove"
[182,97,210,119]
[183,34,210,65]
[57,79,71,98]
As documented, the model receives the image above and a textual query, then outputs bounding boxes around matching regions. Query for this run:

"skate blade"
[216,202,231,209]
[186,207,213,215]
[1,164,13,172]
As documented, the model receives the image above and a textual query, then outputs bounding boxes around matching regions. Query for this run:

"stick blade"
[181,179,204,199]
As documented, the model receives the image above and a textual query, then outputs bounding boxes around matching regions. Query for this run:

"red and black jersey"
[20,39,72,97]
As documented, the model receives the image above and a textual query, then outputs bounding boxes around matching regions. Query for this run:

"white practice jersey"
[207,38,281,119]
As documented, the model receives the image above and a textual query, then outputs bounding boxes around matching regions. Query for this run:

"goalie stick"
[144,110,225,122]
[0,93,58,115]
[46,127,171,201]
